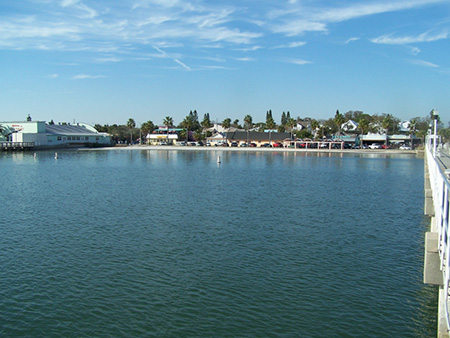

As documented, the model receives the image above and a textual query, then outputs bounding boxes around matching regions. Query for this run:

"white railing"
[426,136,450,329]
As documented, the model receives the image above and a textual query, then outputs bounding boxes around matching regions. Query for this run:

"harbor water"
[0,149,438,337]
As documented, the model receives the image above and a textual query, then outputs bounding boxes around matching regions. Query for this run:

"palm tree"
[266,117,276,145]
[286,117,296,140]
[334,110,344,137]
[141,120,155,144]
[222,118,231,130]
[243,115,253,130]
[127,118,136,144]
[408,118,417,149]
[311,120,319,139]
[181,115,193,142]
[163,116,173,144]
[201,115,211,142]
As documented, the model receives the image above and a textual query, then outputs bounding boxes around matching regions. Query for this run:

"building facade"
[0,120,111,147]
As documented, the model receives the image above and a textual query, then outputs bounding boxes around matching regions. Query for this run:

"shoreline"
[85,144,422,156]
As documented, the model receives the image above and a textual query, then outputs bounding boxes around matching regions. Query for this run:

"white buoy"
[34,153,36,159]
[55,152,58,159]
[217,156,221,163]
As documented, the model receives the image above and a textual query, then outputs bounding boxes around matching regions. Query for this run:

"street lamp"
[432,109,439,158]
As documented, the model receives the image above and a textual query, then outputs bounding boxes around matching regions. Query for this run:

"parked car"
[261,143,272,147]
[240,143,248,147]
[206,142,211,146]
[249,143,257,147]
[273,142,283,148]
[400,145,412,150]
[369,143,382,149]
[231,142,238,147]
[381,144,391,149]
[158,141,168,145]
[178,141,186,146]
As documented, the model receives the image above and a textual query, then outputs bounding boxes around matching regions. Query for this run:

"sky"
[1,0,449,126]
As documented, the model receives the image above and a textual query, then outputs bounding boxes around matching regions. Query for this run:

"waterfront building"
[0,120,111,148]
[225,131,292,146]
[146,127,181,145]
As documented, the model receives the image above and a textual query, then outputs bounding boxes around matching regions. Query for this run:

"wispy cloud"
[48,74,59,78]
[345,37,359,44]
[272,41,306,49]
[288,59,312,65]
[235,57,255,62]
[371,30,448,44]
[410,59,439,68]
[153,45,191,70]
[410,46,421,55]
[72,74,106,80]
[270,0,447,36]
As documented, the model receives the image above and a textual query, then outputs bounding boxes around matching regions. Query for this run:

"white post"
[432,109,438,158]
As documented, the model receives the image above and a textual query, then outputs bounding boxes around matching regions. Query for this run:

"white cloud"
[345,37,359,44]
[410,59,439,68]
[48,74,59,78]
[273,41,306,49]
[174,59,191,71]
[235,57,255,62]
[72,74,106,79]
[95,57,122,63]
[289,59,311,65]
[270,0,447,36]
[410,46,421,55]
[371,31,448,44]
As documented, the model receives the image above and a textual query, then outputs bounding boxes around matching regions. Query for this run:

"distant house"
[398,120,411,133]
[292,121,308,131]
[341,120,358,133]
[146,126,182,145]
[0,120,111,147]
[206,132,227,145]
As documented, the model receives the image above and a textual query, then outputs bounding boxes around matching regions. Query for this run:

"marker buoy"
[55,152,58,159]
[217,156,221,163]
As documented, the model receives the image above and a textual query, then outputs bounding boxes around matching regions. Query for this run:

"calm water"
[0,149,437,337]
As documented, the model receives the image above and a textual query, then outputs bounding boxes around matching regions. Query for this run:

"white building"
[0,120,111,147]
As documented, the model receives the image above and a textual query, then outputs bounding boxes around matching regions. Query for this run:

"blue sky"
[1,0,449,126]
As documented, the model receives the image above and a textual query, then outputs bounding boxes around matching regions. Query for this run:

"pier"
[424,136,450,338]
[0,142,35,151]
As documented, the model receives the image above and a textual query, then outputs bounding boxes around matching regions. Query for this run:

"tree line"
[93,109,450,143]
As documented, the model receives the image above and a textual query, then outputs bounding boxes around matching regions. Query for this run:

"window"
[96,137,99,141]
[77,136,80,140]
[85,136,89,140]
[57,136,62,141]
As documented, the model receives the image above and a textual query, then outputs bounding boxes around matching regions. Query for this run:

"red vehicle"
[382,144,391,149]
[249,143,257,147]
[273,142,283,148]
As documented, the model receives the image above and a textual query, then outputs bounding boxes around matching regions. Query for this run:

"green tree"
[243,115,253,130]
[334,110,344,137]
[286,117,296,140]
[232,119,241,128]
[127,118,136,144]
[201,114,211,141]
[311,120,319,139]
[163,116,173,144]
[281,112,287,126]
[222,118,231,129]
[180,115,194,142]
[141,120,155,144]
[408,119,417,149]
